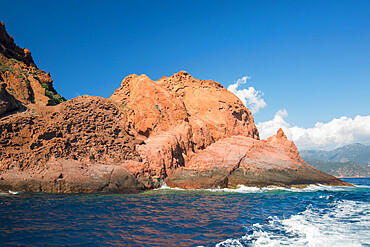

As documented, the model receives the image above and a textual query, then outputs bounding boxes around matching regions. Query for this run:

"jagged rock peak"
[172,70,191,77]
[159,70,224,89]
[276,128,287,139]
[118,71,193,86]
[158,70,191,80]
[267,128,303,162]
[175,70,188,75]
[267,128,288,142]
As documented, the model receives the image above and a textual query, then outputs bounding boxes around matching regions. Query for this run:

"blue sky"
[1,0,369,149]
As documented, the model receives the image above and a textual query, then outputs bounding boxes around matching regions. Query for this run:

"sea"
[0,178,369,247]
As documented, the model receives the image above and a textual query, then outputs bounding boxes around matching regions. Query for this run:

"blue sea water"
[0,178,369,247]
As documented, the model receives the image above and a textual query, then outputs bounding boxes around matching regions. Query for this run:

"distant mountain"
[305,159,370,178]
[301,143,370,167]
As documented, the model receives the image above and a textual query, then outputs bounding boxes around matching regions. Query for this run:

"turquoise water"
[0,178,369,246]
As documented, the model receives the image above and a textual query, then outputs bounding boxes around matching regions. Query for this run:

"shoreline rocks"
[0,22,352,193]
[166,134,350,189]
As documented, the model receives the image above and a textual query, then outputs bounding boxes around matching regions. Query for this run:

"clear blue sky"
[1,0,369,128]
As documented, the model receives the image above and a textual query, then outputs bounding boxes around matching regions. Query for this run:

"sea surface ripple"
[0,178,369,246]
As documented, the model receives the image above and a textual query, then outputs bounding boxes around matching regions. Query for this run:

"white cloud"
[257,110,370,150]
[256,109,290,139]
[227,76,267,114]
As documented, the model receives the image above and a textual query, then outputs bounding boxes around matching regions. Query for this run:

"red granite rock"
[0,22,351,193]
[166,133,351,189]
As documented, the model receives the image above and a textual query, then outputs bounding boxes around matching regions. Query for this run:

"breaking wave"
[157,183,359,193]
[215,199,370,247]
[0,190,21,196]
[8,190,20,195]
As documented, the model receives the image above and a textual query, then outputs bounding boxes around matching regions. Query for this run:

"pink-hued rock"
[156,71,259,141]
[0,159,145,193]
[166,133,351,189]
[108,70,260,186]
[109,71,259,142]
[0,96,149,192]
[265,128,303,162]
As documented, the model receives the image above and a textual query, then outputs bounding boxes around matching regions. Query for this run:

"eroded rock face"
[0,96,148,192]
[0,160,145,193]
[110,71,259,141]
[108,71,260,182]
[156,71,259,141]
[0,96,143,169]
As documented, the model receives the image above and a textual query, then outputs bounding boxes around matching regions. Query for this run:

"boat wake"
[215,199,370,247]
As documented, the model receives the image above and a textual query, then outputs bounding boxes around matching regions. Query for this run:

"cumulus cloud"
[257,109,290,139]
[257,110,370,150]
[227,76,267,114]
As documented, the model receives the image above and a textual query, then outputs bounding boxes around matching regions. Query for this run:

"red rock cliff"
[108,71,260,183]
[0,22,65,114]
[109,71,259,141]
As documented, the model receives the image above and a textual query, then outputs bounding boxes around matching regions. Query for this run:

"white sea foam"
[216,199,370,247]
[155,183,184,191]
[205,184,356,193]
[8,190,19,195]
[157,183,356,193]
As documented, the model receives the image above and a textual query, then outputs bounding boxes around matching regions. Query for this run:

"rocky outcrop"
[0,96,148,192]
[0,96,141,170]
[108,71,260,184]
[166,131,350,189]
[0,22,351,193]
[156,71,259,141]
[0,22,65,109]
[109,71,259,141]
[265,128,303,162]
